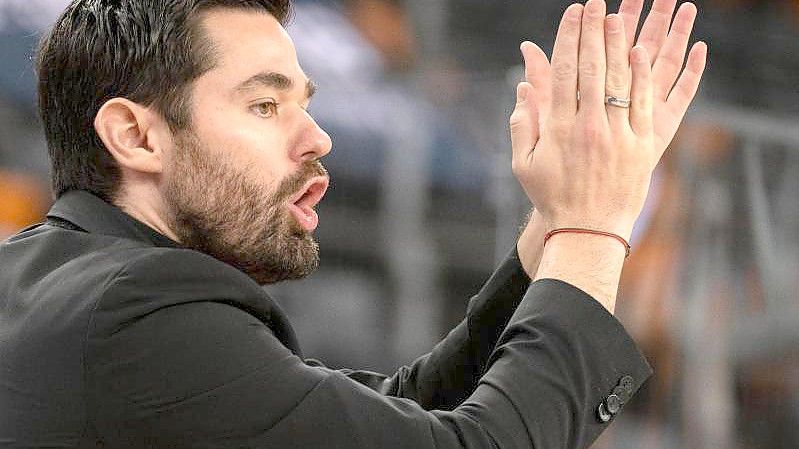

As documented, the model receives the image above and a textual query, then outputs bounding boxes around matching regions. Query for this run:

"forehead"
[198,8,307,89]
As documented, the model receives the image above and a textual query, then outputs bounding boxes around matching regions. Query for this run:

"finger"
[577,0,608,116]
[618,0,644,48]
[629,45,654,137]
[510,82,540,165]
[604,14,631,123]
[652,2,697,101]
[550,3,584,121]
[665,41,707,118]
[522,41,552,126]
[636,0,678,61]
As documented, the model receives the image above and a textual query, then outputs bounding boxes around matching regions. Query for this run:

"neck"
[114,184,181,243]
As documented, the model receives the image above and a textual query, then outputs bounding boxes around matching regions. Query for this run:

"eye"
[250,99,279,118]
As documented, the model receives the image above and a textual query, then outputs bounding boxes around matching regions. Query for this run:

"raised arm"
[340,0,707,411]
[328,247,532,411]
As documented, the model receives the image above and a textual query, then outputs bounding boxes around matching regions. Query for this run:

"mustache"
[274,160,328,202]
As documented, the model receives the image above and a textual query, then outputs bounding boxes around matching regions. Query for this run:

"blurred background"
[1,0,798,447]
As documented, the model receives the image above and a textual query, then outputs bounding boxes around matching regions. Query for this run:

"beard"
[163,130,327,285]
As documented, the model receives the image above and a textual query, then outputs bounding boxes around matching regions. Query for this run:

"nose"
[294,114,332,162]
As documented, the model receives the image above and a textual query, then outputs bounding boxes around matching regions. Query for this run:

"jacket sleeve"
[87,250,652,449]
[314,247,532,411]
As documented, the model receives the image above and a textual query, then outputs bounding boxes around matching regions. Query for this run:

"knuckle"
[552,123,572,142]
[637,35,655,49]
[631,60,652,80]
[676,81,695,98]
[578,60,603,78]
[686,63,702,76]
[633,96,651,112]
[580,122,604,141]
[511,158,524,177]
[509,115,527,134]
[552,60,577,79]
[606,71,627,92]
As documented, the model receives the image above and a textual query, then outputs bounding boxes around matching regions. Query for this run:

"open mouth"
[287,176,329,232]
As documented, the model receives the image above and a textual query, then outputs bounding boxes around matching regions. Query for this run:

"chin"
[238,221,321,285]
[247,240,320,285]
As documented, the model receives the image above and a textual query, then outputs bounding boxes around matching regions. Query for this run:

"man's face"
[161,8,332,285]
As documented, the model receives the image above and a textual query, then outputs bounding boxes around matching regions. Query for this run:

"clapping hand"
[511,0,706,240]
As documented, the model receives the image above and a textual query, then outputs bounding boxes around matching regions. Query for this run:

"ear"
[94,98,172,175]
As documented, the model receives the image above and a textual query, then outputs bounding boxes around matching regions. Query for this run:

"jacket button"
[605,394,622,414]
[613,385,631,404]
[619,375,634,393]
[597,403,612,423]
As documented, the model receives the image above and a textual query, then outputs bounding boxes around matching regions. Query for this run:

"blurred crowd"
[1,1,798,448]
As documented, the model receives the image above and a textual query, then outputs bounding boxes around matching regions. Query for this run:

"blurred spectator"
[288,0,487,193]
[0,169,48,239]
[446,0,570,72]
[0,0,70,108]
[0,1,65,236]
[694,0,799,114]
[346,0,417,72]
[0,97,50,236]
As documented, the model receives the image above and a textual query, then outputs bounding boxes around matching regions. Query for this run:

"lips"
[287,176,329,232]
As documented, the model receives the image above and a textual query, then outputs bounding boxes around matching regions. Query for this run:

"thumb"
[521,41,552,127]
[510,82,540,167]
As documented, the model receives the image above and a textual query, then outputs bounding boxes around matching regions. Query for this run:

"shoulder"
[89,246,277,339]
[107,246,262,298]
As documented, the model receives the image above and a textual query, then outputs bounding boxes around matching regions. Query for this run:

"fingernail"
[606,14,622,32]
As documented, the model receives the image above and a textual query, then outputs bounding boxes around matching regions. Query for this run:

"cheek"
[188,100,294,190]
[195,119,288,177]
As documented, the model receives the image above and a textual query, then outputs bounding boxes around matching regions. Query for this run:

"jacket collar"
[46,190,181,249]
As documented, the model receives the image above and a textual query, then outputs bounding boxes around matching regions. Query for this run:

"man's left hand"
[520,0,707,165]
[515,0,707,277]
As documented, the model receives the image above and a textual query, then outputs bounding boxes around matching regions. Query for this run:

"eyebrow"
[234,71,317,100]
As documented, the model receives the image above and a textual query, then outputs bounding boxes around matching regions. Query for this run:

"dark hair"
[37,0,292,201]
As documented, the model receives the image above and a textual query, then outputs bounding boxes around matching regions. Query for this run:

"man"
[0,0,705,447]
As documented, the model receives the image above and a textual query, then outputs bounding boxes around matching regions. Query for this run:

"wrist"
[534,231,627,313]
[517,209,546,277]
[542,211,636,244]
[544,228,631,258]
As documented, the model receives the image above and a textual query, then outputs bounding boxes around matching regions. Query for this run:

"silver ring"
[605,95,631,109]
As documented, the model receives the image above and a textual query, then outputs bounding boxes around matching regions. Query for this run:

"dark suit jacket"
[0,190,651,448]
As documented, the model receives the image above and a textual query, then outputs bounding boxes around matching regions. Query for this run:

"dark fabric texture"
[0,190,652,448]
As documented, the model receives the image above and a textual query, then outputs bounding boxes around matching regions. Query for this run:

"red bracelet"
[544,228,631,258]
